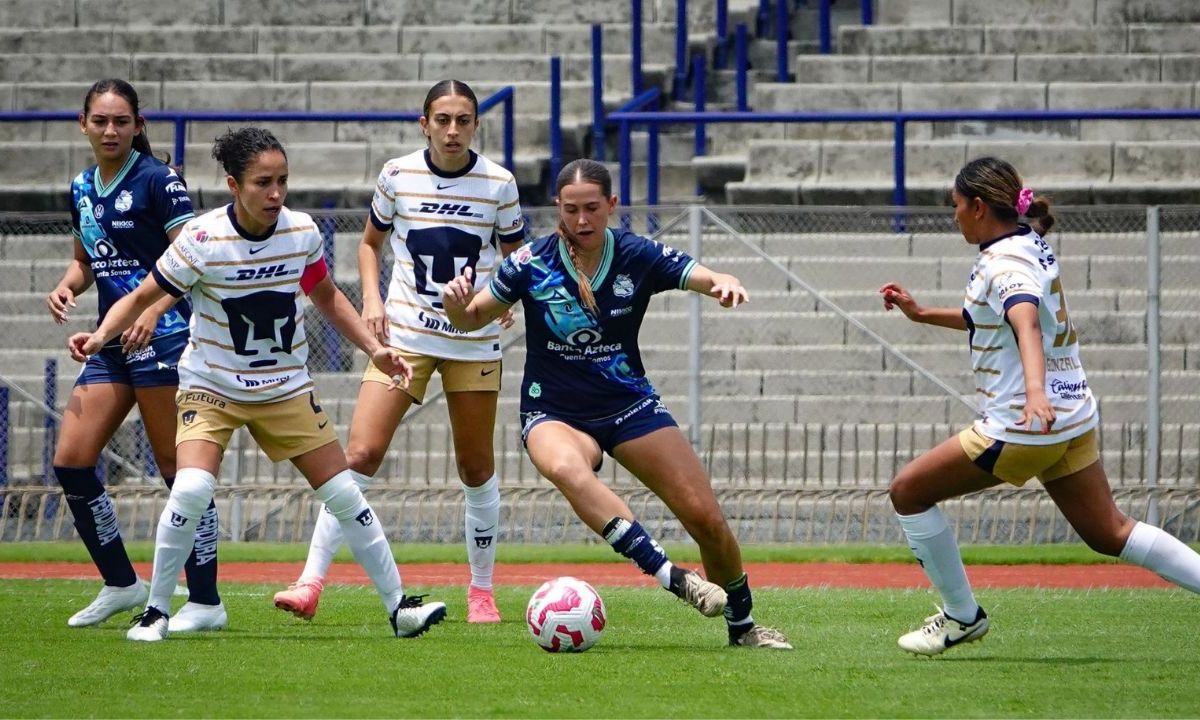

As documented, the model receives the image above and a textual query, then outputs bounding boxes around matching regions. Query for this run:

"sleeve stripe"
[168,244,201,274]
[497,199,520,211]
[498,230,525,244]
[488,282,516,306]
[164,213,194,232]
[678,259,698,290]
[1002,293,1040,311]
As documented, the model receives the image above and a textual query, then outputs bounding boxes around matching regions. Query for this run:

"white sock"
[148,468,216,613]
[299,470,369,581]
[1119,521,1200,593]
[654,562,674,589]
[315,471,403,613]
[463,475,500,590]
[897,506,980,622]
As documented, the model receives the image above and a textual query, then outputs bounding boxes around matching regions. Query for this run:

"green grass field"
[4,580,1199,718]
[4,542,1200,717]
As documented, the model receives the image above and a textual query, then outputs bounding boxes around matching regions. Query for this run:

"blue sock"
[603,518,669,578]
[163,475,221,606]
[724,573,755,635]
[55,466,137,587]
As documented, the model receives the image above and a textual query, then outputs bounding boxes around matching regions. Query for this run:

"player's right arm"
[442,267,511,332]
[46,235,94,324]
[67,274,169,361]
[358,221,389,343]
[879,282,968,331]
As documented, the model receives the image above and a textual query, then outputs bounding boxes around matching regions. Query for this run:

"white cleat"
[126,607,170,642]
[730,624,794,650]
[898,606,989,656]
[168,601,228,632]
[390,595,448,638]
[669,567,727,618]
[68,579,149,627]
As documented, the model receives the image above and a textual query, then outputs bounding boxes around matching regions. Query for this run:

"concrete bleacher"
[717,0,1200,205]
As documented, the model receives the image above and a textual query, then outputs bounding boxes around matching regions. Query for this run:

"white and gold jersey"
[153,205,328,403]
[963,226,1098,445]
[369,149,525,361]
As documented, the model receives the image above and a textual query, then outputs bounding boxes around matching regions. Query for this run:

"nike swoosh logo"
[480,368,497,376]
[943,624,980,647]
[437,182,457,190]
[318,420,328,429]
[248,245,269,254]
[474,525,496,533]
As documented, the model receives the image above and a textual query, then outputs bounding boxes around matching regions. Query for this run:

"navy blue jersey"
[489,228,697,420]
[69,150,194,345]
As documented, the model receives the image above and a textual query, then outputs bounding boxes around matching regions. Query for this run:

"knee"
[345,442,385,476]
[889,471,926,515]
[455,454,495,487]
[165,467,217,520]
[1077,517,1135,558]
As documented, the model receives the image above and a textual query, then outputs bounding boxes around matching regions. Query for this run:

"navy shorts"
[76,331,186,389]
[520,395,679,468]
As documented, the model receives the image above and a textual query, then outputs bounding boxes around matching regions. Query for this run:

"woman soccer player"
[68,127,446,642]
[273,80,525,624]
[441,159,791,649]
[46,78,223,631]
[881,156,1200,656]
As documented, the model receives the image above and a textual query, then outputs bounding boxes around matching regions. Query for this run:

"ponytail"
[559,221,599,315]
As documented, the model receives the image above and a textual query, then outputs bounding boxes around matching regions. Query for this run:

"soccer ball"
[525,576,607,652]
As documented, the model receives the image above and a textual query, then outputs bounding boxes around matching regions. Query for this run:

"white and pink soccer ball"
[525,576,607,652]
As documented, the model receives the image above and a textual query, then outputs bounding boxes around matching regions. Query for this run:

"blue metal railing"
[0,87,517,176]
[614,88,664,206]
[549,56,563,196]
[607,107,1200,207]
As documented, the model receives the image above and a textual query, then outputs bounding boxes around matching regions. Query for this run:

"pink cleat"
[273,578,324,620]
[467,585,501,624]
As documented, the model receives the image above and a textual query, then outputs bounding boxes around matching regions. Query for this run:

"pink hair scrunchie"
[1015,187,1034,215]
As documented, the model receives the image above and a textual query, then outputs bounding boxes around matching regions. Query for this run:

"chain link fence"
[2,204,1196,543]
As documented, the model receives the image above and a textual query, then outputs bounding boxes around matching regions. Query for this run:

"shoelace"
[922,613,949,636]
[397,594,428,610]
[130,608,165,627]
[749,626,789,643]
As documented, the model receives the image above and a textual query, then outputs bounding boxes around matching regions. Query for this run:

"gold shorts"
[361,349,500,403]
[176,389,338,463]
[958,425,1099,487]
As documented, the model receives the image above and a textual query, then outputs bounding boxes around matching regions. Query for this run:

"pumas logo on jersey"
[414,201,483,219]
[115,190,133,213]
[612,274,634,298]
[181,410,197,426]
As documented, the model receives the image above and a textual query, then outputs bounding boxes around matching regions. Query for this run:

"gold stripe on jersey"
[393,259,494,274]
[497,198,520,212]
[975,387,997,397]
[965,294,988,306]
[387,297,440,311]
[970,345,1003,352]
[167,245,201,274]
[974,323,1002,330]
[394,191,500,205]
[973,367,1002,375]
[204,250,310,266]
[981,251,1041,273]
[157,264,189,292]
[395,214,495,229]
[198,312,228,327]
[205,361,306,375]
[387,167,511,183]
[197,225,318,242]
[184,379,315,404]
[1006,409,1097,436]
[389,320,500,342]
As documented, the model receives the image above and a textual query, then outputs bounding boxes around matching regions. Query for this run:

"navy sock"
[724,573,754,635]
[603,517,669,577]
[55,466,137,587]
[163,476,221,606]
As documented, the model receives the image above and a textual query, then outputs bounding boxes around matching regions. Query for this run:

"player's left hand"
[709,274,749,308]
[121,309,158,354]
[498,307,516,330]
[1015,390,1056,434]
[371,346,413,392]
[68,332,103,362]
